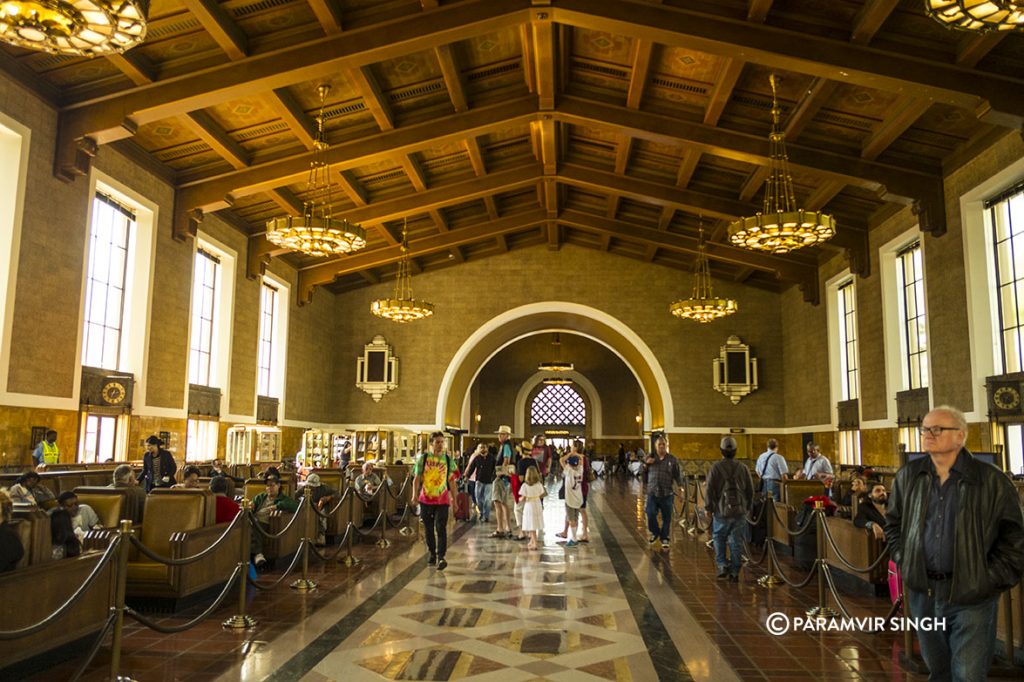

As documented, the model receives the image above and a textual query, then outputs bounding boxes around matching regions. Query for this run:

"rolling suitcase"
[455,491,471,520]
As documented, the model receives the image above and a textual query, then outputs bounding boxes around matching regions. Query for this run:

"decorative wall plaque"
[357,336,399,402]
[712,335,759,404]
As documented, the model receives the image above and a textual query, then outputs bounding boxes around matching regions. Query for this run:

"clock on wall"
[994,385,1021,411]
[986,376,1024,419]
[100,380,127,406]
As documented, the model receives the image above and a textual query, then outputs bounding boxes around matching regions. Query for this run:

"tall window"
[188,249,220,386]
[896,242,929,390]
[899,425,923,453]
[531,384,586,425]
[989,184,1024,373]
[838,430,861,466]
[82,193,133,370]
[80,414,117,463]
[837,281,859,401]
[186,418,219,462]
[257,283,277,397]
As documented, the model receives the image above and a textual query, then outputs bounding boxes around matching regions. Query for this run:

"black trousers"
[421,504,449,559]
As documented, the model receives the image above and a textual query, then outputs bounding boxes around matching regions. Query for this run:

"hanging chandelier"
[538,333,573,372]
[728,74,836,254]
[370,218,434,323]
[266,84,366,258]
[671,222,738,323]
[925,1,1024,31]
[0,0,148,56]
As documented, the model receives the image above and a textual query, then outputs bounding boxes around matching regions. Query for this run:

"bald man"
[885,405,1024,682]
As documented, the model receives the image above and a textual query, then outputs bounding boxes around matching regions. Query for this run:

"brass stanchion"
[758,497,783,588]
[109,520,136,682]
[290,498,318,591]
[376,483,391,549]
[805,504,838,619]
[341,484,361,567]
[223,500,258,629]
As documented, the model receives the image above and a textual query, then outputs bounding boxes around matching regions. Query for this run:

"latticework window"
[530,385,586,425]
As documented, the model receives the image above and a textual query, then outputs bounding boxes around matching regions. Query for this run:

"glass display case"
[226,424,282,465]
[301,429,352,468]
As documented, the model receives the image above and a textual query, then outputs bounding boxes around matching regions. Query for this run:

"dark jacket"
[853,498,885,530]
[884,448,1024,605]
[139,448,177,493]
[465,453,497,485]
[705,457,753,517]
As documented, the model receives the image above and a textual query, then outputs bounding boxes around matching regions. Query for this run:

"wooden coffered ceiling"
[5,0,1023,304]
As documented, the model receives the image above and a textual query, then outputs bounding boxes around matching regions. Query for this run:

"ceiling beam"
[496,233,509,252]
[180,0,249,61]
[106,53,156,85]
[532,13,557,110]
[297,208,547,302]
[704,58,744,126]
[449,245,465,262]
[359,270,380,284]
[674,148,700,190]
[535,117,558,175]
[307,0,343,35]
[549,0,1024,127]
[548,222,560,250]
[747,0,773,22]
[643,244,658,262]
[658,205,674,230]
[614,136,633,175]
[435,44,469,113]
[850,0,899,45]
[178,96,538,212]
[267,88,318,150]
[956,33,1006,68]
[861,96,933,161]
[465,137,487,176]
[803,180,845,211]
[734,266,754,282]
[349,66,394,131]
[519,23,536,94]
[626,38,654,110]
[784,77,838,141]
[182,111,250,169]
[268,187,303,215]
[401,155,428,191]
[484,196,500,221]
[430,208,448,232]
[334,169,368,207]
[55,0,528,178]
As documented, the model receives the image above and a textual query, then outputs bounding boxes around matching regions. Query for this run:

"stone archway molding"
[436,302,673,430]
[513,370,602,439]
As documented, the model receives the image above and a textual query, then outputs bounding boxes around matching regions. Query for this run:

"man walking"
[32,430,60,467]
[706,436,753,582]
[885,406,1024,682]
[413,431,458,570]
[644,435,681,549]
[754,438,788,502]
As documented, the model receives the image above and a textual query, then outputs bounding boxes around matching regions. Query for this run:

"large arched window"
[531,384,586,425]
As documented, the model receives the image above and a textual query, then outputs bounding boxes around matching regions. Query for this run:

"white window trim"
[83,170,159,408]
[962,155,1024,424]
[826,269,857,429]
[257,270,289,415]
[880,226,932,423]
[188,232,236,416]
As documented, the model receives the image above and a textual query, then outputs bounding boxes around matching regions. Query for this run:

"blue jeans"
[764,479,781,502]
[906,580,999,682]
[645,493,673,541]
[712,515,748,575]
[475,482,492,521]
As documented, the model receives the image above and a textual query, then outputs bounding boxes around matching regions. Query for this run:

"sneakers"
[565,539,578,548]
[716,569,729,580]
[648,534,658,545]
[254,553,267,568]
[427,554,437,566]
[729,574,740,583]
[661,539,670,549]
[555,532,567,539]
[437,558,448,571]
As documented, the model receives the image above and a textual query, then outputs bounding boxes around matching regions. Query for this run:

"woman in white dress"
[519,465,546,550]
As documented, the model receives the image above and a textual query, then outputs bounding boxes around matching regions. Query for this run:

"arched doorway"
[528,383,586,451]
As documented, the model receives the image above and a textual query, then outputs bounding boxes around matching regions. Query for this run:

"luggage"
[887,560,903,605]
[454,491,471,520]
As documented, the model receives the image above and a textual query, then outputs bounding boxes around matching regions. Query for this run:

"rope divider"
[820,563,856,621]
[246,540,307,591]
[125,565,243,633]
[128,510,246,566]
[68,611,116,682]
[818,516,892,574]
[248,495,309,540]
[769,500,817,537]
[0,535,123,640]
[310,485,355,520]
[308,523,356,562]
[764,539,819,588]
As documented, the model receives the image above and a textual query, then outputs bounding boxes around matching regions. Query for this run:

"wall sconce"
[475,413,482,425]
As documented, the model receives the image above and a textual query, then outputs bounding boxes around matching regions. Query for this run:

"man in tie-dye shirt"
[413,431,457,571]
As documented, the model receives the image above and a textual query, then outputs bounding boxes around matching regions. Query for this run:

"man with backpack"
[413,431,458,570]
[706,436,754,582]
[644,435,681,549]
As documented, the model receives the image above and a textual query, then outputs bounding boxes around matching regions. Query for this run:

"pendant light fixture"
[370,218,434,323]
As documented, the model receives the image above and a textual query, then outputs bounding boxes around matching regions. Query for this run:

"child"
[559,451,584,547]
[519,465,546,550]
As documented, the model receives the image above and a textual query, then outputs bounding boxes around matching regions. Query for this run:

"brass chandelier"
[370,218,434,323]
[0,0,148,56]
[266,84,367,258]
[670,224,738,323]
[728,74,836,254]
[538,333,573,372]
[925,1,1024,31]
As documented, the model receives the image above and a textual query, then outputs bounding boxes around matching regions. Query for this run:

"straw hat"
[496,425,512,435]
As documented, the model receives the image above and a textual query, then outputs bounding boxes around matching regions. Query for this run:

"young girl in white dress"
[520,465,546,550]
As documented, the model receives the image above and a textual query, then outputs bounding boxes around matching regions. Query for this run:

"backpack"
[718,461,747,518]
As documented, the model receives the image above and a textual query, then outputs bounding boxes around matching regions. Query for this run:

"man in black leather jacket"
[885,406,1024,682]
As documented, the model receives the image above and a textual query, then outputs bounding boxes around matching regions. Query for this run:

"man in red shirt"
[211,476,240,524]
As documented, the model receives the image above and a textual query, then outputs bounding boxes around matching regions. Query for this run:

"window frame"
[896,241,930,391]
[530,384,587,426]
[837,280,859,402]
[188,248,221,387]
[81,191,134,371]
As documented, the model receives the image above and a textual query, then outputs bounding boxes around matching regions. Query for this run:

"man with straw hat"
[491,426,516,538]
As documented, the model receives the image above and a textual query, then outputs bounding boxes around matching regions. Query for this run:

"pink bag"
[887,559,903,606]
